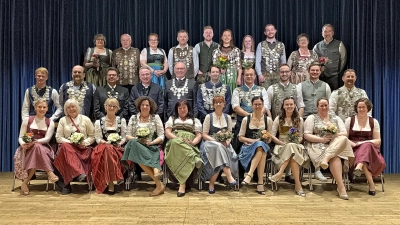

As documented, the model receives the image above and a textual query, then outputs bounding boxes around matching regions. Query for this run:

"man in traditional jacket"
[255,24,287,90]
[329,69,370,122]
[112,34,140,93]
[313,24,347,91]
[194,26,219,84]
[59,65,96,119]
[168,30,199,79]
[164,62,198,119]
[21,67,62,121]
[93,67,130,120]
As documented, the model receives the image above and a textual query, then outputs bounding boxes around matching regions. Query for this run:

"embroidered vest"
[261,41,284,74]
[28,86,55,118]
[172,46,195,79]
[271,83,298,119]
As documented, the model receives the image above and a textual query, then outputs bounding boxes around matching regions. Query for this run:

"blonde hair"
[104,98,120,111]
[35,67,48,76]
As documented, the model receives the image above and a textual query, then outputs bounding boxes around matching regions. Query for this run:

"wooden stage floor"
[0,172,399,224]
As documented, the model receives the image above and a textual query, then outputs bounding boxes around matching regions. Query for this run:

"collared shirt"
[108,84,116,90]
[167,44,199,76]
[255,39,287,75]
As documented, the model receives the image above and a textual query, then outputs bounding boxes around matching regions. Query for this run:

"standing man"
[255,24,287,90]
[130,66,164,120]
[93,67,130,120]
[197,65,231,122]
[168,30,199,79]
[329,69,370,122]
[59,65,96,119]
[112,34,140,93]
[164,62,198,119]
[194,26,219,84]
[313,24,347,91]
[266,64,304,120]
[298,62,332,120]
[298,62,331,182]
[21,67,63,121]
[231,67,268,181]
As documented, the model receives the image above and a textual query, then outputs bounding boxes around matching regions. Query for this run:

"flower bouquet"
[212,129,234,142]
[22,132,34,143]
[286,127,300,143]
[258,129,271,143]
[321,123,338,136]
[318,57,330,66]
[70,132,84,145]
[242,59,255,69]
[215,55,229,69]
[90,54,100,71]
[107,133,121,145]
[136,127,151,143]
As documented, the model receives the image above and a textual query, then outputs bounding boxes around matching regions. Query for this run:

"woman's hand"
[21,142,35,150]
[92,60,99,68]
[320,136,332,143]
[154,70,164,77]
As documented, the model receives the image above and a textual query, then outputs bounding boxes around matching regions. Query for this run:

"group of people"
[15,23,385,200]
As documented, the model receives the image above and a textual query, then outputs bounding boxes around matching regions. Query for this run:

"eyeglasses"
[149,39,158,42]
[106,105,118,108]
[175,68,186,70]
[280,71,291,74]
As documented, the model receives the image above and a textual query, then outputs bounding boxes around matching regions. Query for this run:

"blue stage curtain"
[1,0,399,172]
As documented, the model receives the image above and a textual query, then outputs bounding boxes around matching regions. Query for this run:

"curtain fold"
[1,0,399,172]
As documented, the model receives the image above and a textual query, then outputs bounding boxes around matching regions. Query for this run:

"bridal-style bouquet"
[242,59,255,69]
[22,132,34,143]
[258,129,271,143]
[136,127,151,138]
[70,132,84,145]
[322,123,338,135]
[215,55,229,69]
[286,127,300,143]
[212,129,234,142]
[107,133,121,145]
[318,56,330,66]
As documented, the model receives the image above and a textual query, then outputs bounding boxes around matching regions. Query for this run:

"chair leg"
[381,173,384,192]
[198,177,202,190]
[162,163,168,186]
[308,167,313,191]
[46,178,49,192]
[12,173,16,192]
[53,182,56,191]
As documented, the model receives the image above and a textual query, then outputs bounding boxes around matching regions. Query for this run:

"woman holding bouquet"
[304,97,354,200]
[345,98,385,196]
[238,96,272,195]
[212,29,242,93]
[165,100,203,197]
[54,99,95,195]
[269,97,309,197]
[83,34,113,86]
[122,96,165,196]
[199,95,238,194]
[91,98,127,194]
[14,99,58,195]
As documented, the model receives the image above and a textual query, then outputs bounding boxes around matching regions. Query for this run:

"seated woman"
[269,97,309,197]
[239,96,272,195]
[14,99,58,195]
[92,98,127,194]
[165,100,203,197]
[200,96,238,194]
[345,98,386,196]
[304,97,354,200]
[54,99,95,195]
[122,96,165,196]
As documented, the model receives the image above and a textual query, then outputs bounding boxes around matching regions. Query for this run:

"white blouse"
[345,116,380,132]
[140,48,167,61]
[56,115,95,146]
[18,117,55,145]
[165,116,202,133]
[94,117,127,144]
[127,113,165,141]
[238,115,273,137]
[203,113,232,134]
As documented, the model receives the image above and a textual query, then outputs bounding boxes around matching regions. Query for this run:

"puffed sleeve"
[373,119,380,133]
[165,116,174,129]
[303,115,315,134]
[94,120,103,144]
[126,115,135,137]
[238,116,248,137]
[336,116,346,133]
[18,118,29,145]
[194,118,202,133]
[120,118,127,142]
[154,115,165,141]
[202,114,211,134]
[271,116,280,137]
[267,117,273,133]
[344,117,351,132]
[299,117,304,137]
[227,115,233,132]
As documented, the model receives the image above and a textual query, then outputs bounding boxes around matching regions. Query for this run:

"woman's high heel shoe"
[241,174,252,186]
[269,174,281,183]
[337,189,349,200]
[256,184,265,195]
